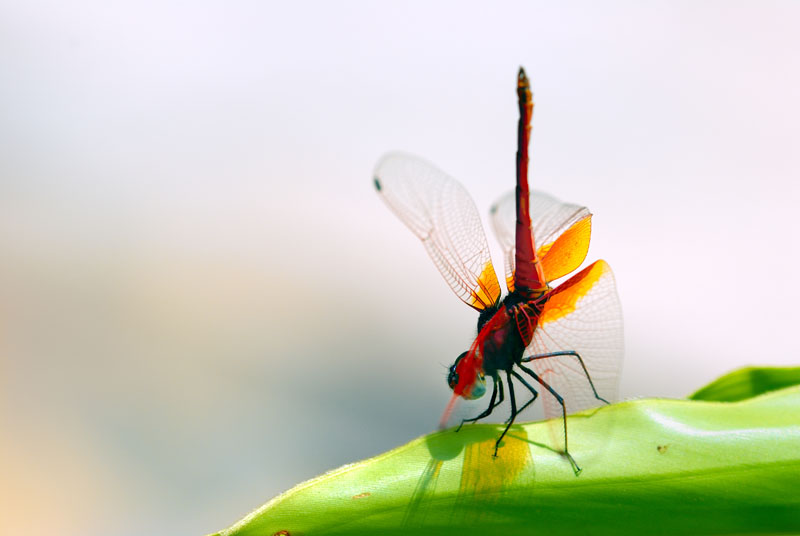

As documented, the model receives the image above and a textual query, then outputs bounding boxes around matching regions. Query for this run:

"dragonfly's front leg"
[457,375,504,431]
[494,371,517,456]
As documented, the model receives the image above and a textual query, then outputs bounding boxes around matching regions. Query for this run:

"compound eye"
[447,364,458,390]
[447,351,468,390]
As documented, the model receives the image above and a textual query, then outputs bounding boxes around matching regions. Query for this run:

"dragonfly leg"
[505,369,538,424]
[457,375,501,431]
[494,371,517,457]
[517,363,582,475]
[521,350,610,404]
[496,375,505,405]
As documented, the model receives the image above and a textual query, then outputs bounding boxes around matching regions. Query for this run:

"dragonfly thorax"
[477,302,501,333]
[475,291,549,378]
[476,290,541,333]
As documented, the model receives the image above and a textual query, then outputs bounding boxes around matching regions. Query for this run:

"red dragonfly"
[373,68,623,474]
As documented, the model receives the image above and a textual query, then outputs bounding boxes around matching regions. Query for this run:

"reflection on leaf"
[455,428,532,524]
[404,425,533,527]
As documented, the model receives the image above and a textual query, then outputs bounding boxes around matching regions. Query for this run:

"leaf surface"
[210,367,800,536]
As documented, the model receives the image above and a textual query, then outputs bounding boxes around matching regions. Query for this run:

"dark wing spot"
[373,177,382,191]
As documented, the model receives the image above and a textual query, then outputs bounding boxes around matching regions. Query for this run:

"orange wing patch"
[539,259,608,325]
[538,215,592,284]
[469,261,501,310]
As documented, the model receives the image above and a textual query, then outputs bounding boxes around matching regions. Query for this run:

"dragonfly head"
[448,351,486,400]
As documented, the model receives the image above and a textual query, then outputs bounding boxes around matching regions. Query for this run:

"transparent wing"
[374,152,501,311]
[490,190,591,291]
[526,260,623,440]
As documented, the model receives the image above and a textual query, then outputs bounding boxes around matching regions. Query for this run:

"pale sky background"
[2,2,799,536]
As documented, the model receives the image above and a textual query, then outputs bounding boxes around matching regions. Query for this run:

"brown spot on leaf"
[657,445,668,453]
[352,492,371,499]
[272,531,290,536]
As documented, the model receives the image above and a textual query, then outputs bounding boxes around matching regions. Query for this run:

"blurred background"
[2,2,799,535]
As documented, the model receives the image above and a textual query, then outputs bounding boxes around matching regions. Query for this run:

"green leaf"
[689,365,800,402]
[210,367,800,536]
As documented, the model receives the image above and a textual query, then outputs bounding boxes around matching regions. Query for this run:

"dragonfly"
[373,68,623,474]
